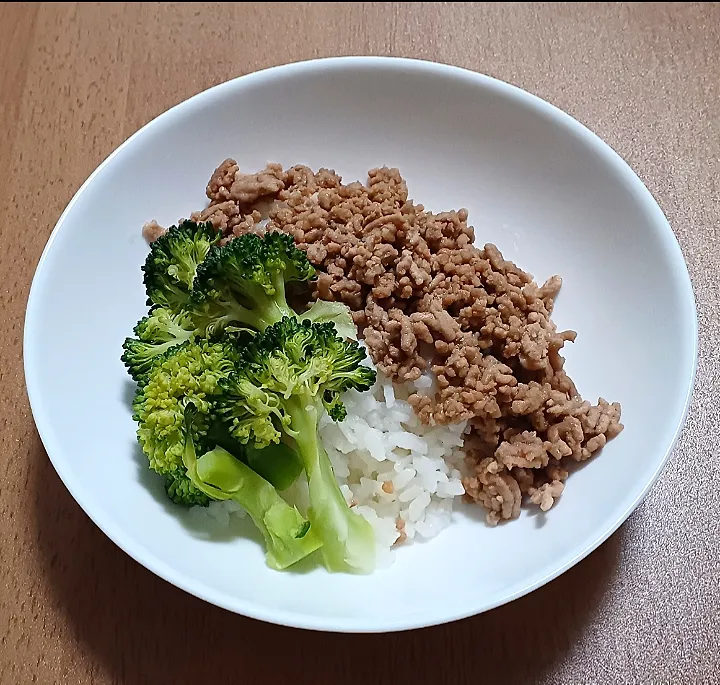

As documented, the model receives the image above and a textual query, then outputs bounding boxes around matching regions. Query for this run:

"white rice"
[317,354,467,566]
[194,348,467,567]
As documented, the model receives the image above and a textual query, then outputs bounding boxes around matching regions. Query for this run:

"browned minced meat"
[142,220,167,243]
[180,159,624,525]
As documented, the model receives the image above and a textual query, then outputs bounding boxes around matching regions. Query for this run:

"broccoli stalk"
[286,399,375,573]
[206,419,303,491]
[217,317,377,573]
[183,410,321,570]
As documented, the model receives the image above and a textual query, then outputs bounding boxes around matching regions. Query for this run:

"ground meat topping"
[206,159,285,205]
[141,220,166,243]
[183,160,624,524]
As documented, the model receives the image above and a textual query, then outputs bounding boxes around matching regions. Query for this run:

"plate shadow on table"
[31,430,624,685]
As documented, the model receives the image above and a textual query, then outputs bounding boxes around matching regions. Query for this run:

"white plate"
[24,57,697,632]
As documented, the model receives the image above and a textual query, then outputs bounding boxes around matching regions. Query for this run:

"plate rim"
[23,55,699,633]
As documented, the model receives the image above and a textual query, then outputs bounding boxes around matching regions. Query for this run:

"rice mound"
[318,357,466,566]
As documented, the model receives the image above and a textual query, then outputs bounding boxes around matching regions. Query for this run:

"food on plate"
[124,226,376,571]
[182,406,322,570]
[126,160,624,572]
[216,316,377,572]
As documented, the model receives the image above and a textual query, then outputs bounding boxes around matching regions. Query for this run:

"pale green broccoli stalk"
[121,307,194,382]
[189,231,316,337]
[131,339,239,505]
[216,317,377,574]
[142,220,220,312]
[183,409,321,570]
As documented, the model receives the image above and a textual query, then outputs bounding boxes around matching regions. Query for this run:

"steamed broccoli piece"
[131,339,239,505]
[142,220,220,312]
[121,307,195,382]
[190,231,316,337]
[182,414,321,570]
[216,317,377,573]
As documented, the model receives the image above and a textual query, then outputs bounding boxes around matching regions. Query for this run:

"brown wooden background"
[1,3,718,684]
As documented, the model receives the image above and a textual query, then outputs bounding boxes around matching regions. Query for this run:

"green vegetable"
[189,231,315,336]
[217,316,377,573]
[132,339,238,505]
[121,307,195,382]
[164,466,212,506]
[244,441,303,492]
[142,220,220,312]
[183,409,321,570]
[205,418,249,457]
[124,225,379,573]
[206,420,303,491]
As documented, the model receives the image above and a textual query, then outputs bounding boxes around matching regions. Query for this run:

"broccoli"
[142,220,220,312]
[121,307,195,382]
[183,408,321,570]
[131,339,316,568]
[124,224,378,572]
[206,419,303,491]
[216,317,377,573]
[189,231,316,336]
[132,339,239,505]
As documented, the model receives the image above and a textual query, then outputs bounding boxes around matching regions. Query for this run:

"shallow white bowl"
[24,57,697,632]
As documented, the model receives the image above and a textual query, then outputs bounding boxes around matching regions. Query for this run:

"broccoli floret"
[190,231,315,336]
[142,220,220,312]
[121,307,195,382]
[216,317,377,573]
[183,408,322,570]
[132,339,239,480]
[134,306,194,341]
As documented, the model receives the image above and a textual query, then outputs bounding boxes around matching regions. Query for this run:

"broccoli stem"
[244,441,303,491]
[206,419,303,491]
[287,397,376,574]
[253,274,295,328]
[195,448,321,570]
[215,280,295,332]
[182,426,321,570]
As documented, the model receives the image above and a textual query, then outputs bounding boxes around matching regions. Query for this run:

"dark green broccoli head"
[195,231,315,295]
[217,317,376,446]
[121,307,195,382]
[142,220,220,312]
[132,339,239,481]
[190,232,315,335]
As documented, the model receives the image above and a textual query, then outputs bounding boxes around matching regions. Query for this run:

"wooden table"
[1,3,718,683]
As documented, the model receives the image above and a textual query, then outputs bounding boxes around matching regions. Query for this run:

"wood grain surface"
[1,3,719,684]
